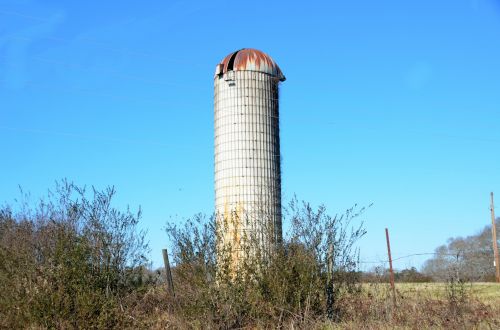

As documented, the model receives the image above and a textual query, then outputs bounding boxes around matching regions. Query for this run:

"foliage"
[163,198,368,327]
[3,181,499,328]
[0,180,150,329]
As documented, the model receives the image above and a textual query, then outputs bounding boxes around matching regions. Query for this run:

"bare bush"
[423,218,500,282]
[163,198,368,327]
[0,180,150,329]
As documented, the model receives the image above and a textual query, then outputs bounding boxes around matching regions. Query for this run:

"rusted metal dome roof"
[215,48,285,81]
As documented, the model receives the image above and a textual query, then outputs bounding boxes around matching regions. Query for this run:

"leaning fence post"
[162,248,175,296]
[385,228,396,312]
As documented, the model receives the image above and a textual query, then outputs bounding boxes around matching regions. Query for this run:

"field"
[365,282,500,303]
[320,282,500,329]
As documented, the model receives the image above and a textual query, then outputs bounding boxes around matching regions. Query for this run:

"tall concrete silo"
[214,48,285,268]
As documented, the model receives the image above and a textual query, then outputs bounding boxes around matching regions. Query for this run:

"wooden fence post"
[326,243,334,320]
[385,228,396,310]
[162,248,175,296]
[490,193,500,283]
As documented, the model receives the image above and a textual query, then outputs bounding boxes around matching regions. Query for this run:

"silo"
[214,48,285,268]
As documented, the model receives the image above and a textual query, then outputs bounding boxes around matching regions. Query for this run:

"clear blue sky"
[1,0,499,270]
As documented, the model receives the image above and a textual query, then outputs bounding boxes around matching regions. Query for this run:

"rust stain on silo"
[220,199,246,270]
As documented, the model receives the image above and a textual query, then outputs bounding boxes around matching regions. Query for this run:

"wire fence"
[358,252,453,265]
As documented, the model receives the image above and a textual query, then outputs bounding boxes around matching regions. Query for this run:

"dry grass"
[118,282,500,329]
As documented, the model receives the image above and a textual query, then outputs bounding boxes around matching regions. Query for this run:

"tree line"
[422,218,500,282]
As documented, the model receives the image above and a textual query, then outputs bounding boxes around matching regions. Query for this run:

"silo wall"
[214,70,282,266]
